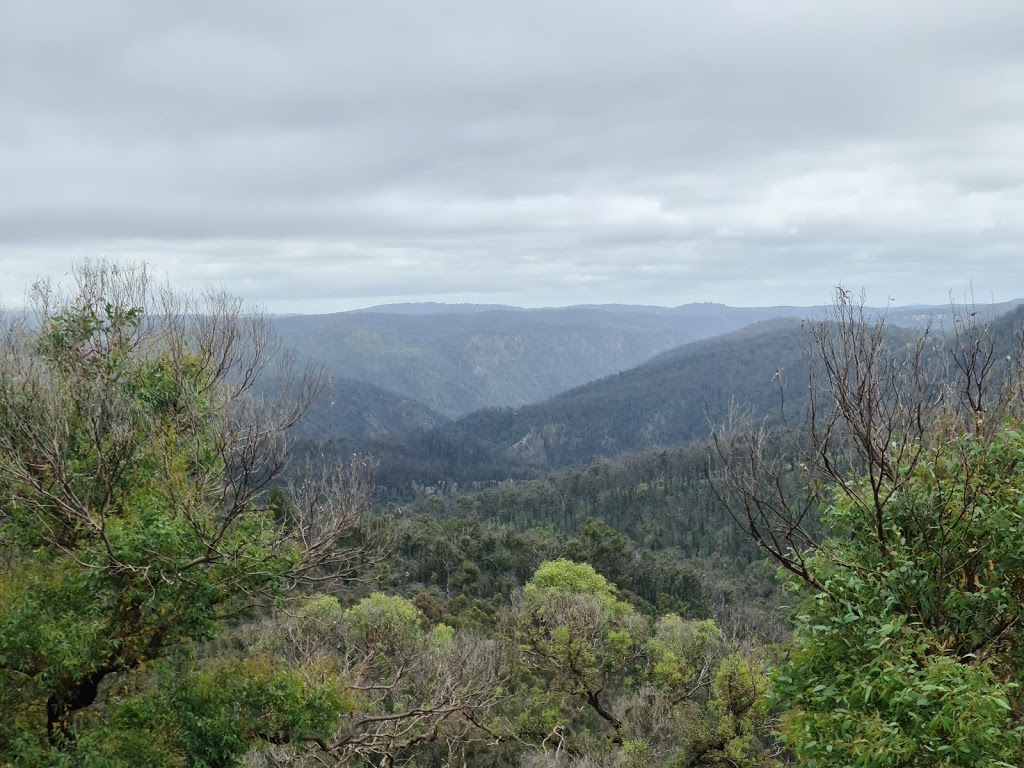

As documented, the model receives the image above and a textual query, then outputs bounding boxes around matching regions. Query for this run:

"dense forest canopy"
[2,263,1024,767]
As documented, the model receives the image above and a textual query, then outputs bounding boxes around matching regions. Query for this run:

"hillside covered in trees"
[304,304,1024,499]
[274,299,1019,430]
[3,264,1024,767]
[272,304,812,419]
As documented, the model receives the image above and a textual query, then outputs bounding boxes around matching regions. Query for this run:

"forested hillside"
[306,319,844,496]
[289,376,446,439]
[309,304,1024,499]
[4,265,1024,767]
[0,266,787,766]
[273,304,817,418]
[8,0,1024,762]
[453,302,1024,470]
[452,319,811,468]
[275,299,1022,425]
[282,313,821,486]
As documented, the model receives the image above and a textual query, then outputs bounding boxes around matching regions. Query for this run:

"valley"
[6,270,1024,766]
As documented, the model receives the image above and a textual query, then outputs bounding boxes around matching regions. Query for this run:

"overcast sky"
[2,1,1023,312]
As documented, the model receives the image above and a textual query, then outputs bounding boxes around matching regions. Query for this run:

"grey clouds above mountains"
[2,1,1023,310]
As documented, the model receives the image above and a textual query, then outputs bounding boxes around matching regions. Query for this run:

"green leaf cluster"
[775,428,1024,766]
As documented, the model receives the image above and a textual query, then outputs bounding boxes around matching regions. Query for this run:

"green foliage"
[70,689,183,768]
[343,593,423,660]
[0,266,351,765]
[518,560,646,709]
[384,460,783,654]
[69,657,350,768]
[511,561,778,766]
[396,445,775,610]
[775,427,1024,766]
[648,615,723,697]
[23,270,1020,767]
[394,477,754,621]
[525,559,620,604]
[171,656,348,767]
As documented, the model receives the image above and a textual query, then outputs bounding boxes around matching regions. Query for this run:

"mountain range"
[273,303,812,419]
[280,299,1024,498]
[276,299,1019,425]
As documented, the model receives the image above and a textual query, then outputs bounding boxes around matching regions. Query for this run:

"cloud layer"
[3,1,1023,310]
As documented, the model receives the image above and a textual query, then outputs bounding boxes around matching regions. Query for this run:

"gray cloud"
[2,0,1024,310]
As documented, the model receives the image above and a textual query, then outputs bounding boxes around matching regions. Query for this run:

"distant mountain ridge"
[275,299,1022,422]
[457,302,1024,470]
[304,302,1024,498]
[273,304,823,419]
[301,318,817,497]
[351,302,524,315]
[435,317,815,470]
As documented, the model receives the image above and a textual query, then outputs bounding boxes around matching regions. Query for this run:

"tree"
[511,560,778,766]
[773,429,1024,766]
[240,592,509,768]
[0,262,375,764]
[712,290,1024,765]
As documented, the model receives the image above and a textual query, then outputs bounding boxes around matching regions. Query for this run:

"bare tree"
[710,286,1024,590]
[248,604,510,768]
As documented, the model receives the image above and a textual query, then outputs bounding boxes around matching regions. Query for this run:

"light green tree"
[512,559,778,766]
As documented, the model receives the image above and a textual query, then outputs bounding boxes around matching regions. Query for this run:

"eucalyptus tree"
[0,262,377,764]
[712,291,1024,765]
[511,559,779,767]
